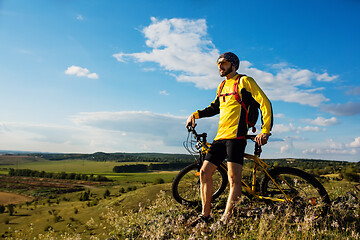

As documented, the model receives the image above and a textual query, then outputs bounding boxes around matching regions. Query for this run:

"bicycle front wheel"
[172,163,228,206]
[260,167,330,219]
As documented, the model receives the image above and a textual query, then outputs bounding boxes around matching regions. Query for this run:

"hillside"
[0,152,359,238]
[1,180,359,239]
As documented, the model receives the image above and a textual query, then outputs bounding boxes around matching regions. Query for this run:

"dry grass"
[3,182,360,240]
[0,192,34,205]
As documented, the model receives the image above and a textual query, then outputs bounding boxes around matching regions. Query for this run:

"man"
[186,52,273,228]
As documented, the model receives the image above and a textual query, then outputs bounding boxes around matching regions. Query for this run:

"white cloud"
[280,137,294,154]
[0,122,90,153]
[316,72,338,82]
[69,111,220,151]
[272,123,296,134]
[303,147,357,156]
[272,123,324,134]
[321,102,360,116]
[274,113,285,118]
[303,138,358,157]
[297,126,324,132]
[309,116,339,126]
[0,115,186,154]
[241,61,331,107]
[114,17,337,107]
[70,111,188,149]
[65,66,99,79]
[0,111,219,154]
[160,90,169,95]
[347,137,360,148]
[113,17,220,89]
[346,87,360,96]
[0,113,358,161]
[76,15,84,21]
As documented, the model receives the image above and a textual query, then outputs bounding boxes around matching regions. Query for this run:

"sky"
[0,0,359,162]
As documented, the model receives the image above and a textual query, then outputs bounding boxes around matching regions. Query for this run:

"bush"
[153,178,165,184]
[7,204,15,216]
[79,190,91,201]
[104,189,111,198]
[53,214,63,223]
[0,205,5,214]
[341,172,360,182]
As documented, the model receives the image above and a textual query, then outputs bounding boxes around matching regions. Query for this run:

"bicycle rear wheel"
[172,163,228,206]
[260,167,330,219]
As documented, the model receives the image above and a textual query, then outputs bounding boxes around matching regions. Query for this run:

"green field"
[0,159,178,186]
[1,159,153,174]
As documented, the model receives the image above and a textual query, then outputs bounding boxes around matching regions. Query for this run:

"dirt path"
[0,192,34,205]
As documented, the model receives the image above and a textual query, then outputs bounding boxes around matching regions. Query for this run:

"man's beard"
[219,66,232,77]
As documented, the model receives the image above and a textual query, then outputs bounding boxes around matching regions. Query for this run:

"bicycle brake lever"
[187,123,197,132]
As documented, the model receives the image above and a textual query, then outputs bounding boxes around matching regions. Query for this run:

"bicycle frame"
[213,150,294,203]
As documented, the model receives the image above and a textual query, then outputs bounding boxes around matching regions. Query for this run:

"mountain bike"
[172,125,331,219]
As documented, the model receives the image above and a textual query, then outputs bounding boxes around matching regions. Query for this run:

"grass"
[1,180,359,239]
[0,157,359,239]
[90,183,360,240]
[0,183,172,239]
[0,162,177,239]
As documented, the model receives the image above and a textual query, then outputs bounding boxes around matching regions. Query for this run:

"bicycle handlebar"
[187,125,257,141]
[187,125,262,156]
[187,125,207,142]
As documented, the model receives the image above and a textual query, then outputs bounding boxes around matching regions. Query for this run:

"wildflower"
[331,221,339,228]
[268,213,275,220]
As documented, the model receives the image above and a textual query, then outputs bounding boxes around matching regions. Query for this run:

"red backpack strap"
[233,74,242,103]
[234,75,256,133]
[217,80,226,102]
[218,74,246,102]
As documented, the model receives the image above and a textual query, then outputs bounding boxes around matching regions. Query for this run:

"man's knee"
[199,162,216,182]
[200,168,212,182]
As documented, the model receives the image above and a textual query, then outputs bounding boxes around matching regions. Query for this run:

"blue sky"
[0,0,359,161]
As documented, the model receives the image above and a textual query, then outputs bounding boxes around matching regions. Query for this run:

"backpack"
[217,74,260,133]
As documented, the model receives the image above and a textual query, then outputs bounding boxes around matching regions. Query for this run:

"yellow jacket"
[194,74,273,140]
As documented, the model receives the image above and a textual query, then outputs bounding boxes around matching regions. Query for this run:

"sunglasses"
[217,60,229,66]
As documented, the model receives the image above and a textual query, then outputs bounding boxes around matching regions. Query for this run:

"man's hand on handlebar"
[255,132,270,146]
[186,114,196,128]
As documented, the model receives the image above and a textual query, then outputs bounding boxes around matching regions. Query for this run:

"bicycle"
[172,125,331,219]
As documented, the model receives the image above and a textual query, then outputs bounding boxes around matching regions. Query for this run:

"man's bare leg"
[221,162,243,222]
[199,160,217,217]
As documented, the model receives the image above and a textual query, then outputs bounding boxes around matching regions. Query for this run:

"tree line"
[8,168,111,182]
[113,162,192,173]
[254,158,360,182]
[27,152,194,162]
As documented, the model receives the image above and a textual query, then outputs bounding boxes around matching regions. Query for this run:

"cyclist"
[186,52,273,228]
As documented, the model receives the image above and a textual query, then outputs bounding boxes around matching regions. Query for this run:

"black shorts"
[204,139,247,166]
